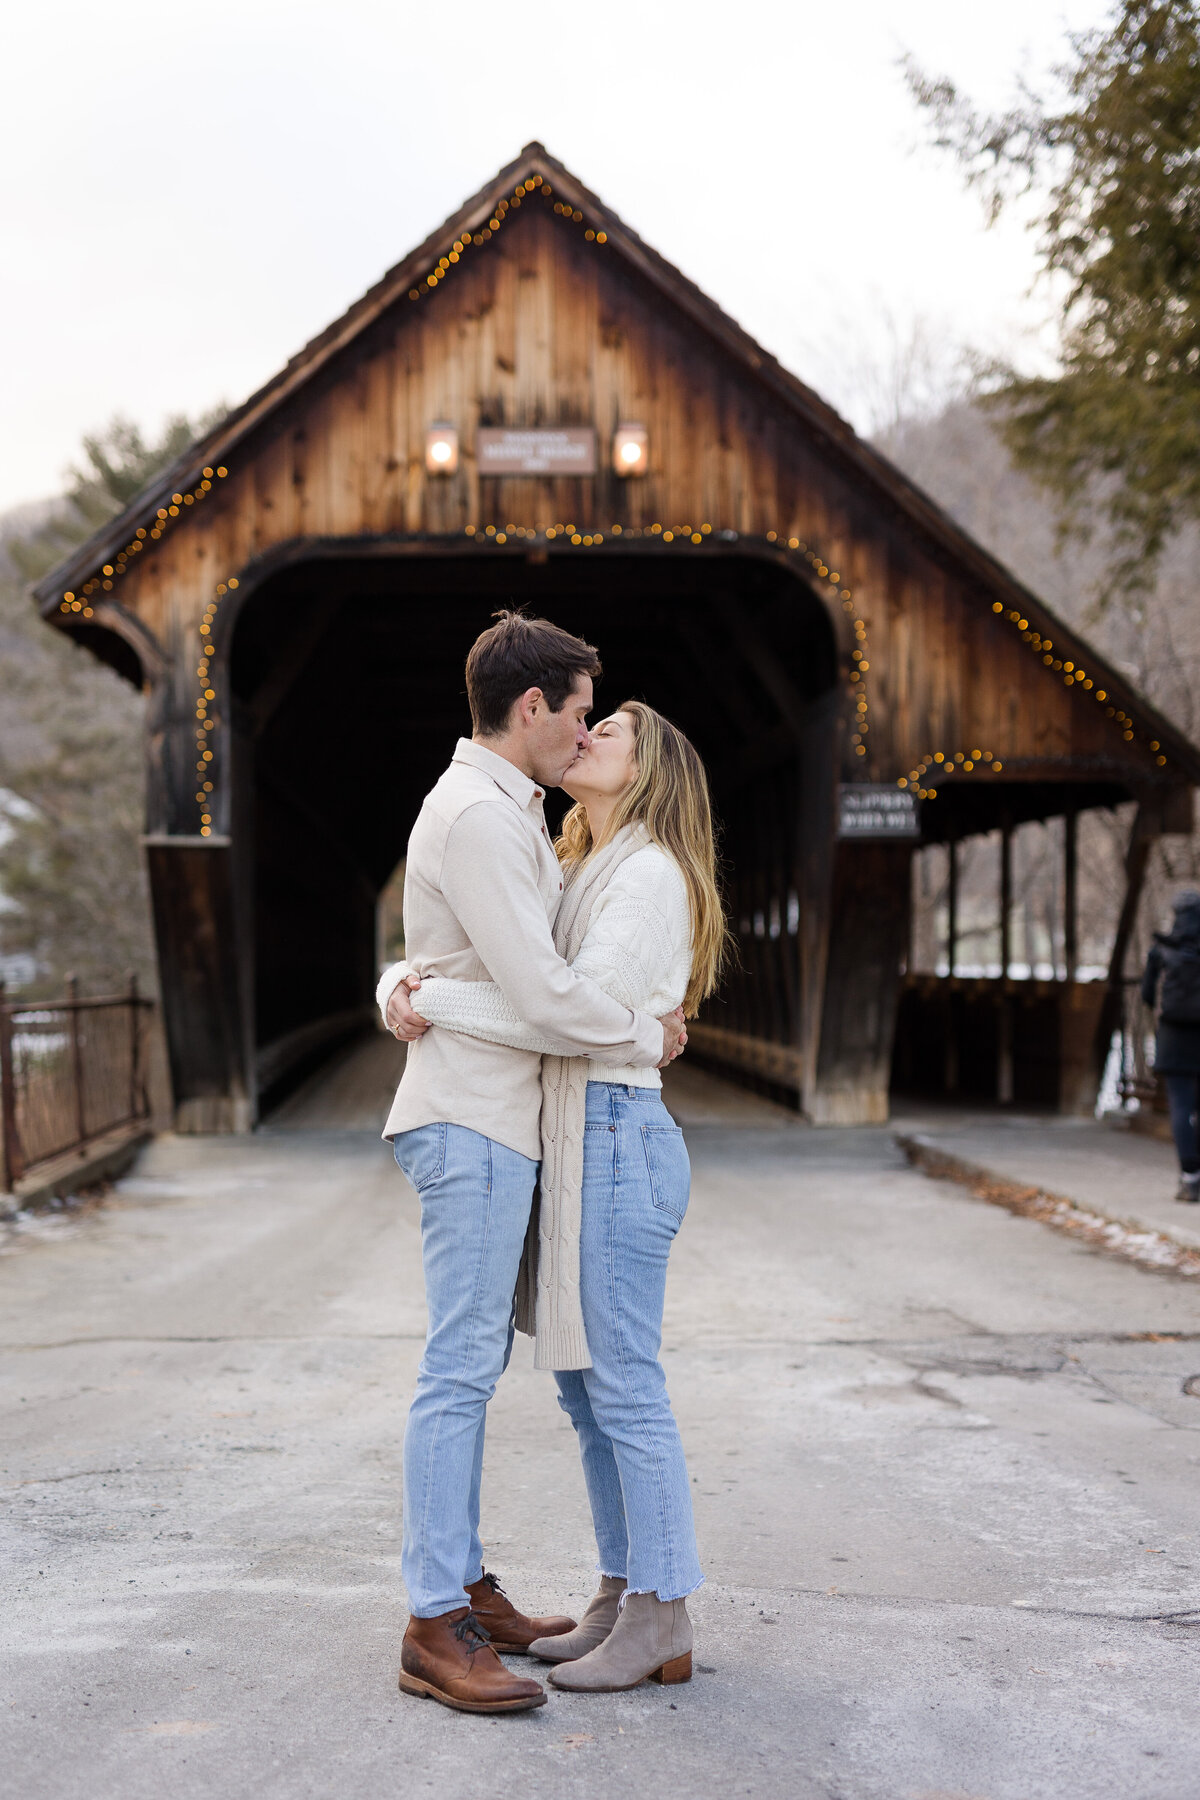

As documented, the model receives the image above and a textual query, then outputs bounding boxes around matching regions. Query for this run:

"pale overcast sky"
[2,0,1108,514]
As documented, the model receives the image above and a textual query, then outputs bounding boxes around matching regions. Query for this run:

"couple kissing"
[378,608,729,1712]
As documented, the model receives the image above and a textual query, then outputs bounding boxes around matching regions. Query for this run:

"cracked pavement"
[2,1047,1199,1800]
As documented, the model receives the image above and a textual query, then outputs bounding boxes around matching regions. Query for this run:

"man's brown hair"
[465,610,602,736]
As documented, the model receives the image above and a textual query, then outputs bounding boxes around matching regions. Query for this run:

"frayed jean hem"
[623,1574,705,1603]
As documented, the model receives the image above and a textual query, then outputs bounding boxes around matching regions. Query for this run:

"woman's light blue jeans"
[554,1083,703,1602]
[393,1122,538,1618]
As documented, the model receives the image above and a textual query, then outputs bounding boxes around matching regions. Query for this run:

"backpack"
[1158,943,1200,1026]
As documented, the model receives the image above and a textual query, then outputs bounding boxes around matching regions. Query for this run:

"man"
[379,611,686,1714]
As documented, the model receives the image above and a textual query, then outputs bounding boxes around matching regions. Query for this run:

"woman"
[1141,889,1200,1204]
[399,701,729,1691]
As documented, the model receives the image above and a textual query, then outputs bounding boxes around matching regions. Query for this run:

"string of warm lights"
[192,574,240,835]
[462,520,715,545]
[113,495,1168,833]
[765,531,868,756]
[985,600,1167,767]
[453,521,1168,784]
[896,750,1002,802]
[56,466,230,622]
[457,520,871,755]
[898,602,1166,798]
[50,461,234,835]
[403,172,609,310]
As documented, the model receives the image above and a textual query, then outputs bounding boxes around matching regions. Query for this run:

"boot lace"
[453,1611,492,1652]
[477,1570,508,1599]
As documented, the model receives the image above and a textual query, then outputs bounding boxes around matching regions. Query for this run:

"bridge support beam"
[144,836,255,1133]
[806,839,913,1124]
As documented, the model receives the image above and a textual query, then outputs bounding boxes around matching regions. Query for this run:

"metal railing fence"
[0,975,153,1192]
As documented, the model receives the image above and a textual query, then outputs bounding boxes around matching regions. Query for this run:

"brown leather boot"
[399,1608,546,1713]
[465,1570,576,1655]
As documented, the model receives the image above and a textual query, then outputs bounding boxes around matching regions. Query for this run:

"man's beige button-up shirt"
[382,739,664,1160]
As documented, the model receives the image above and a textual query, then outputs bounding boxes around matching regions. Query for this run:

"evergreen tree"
[906,1,1200,593]
[11,413,205,583]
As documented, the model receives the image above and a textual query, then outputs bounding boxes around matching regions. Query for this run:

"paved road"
[3,1041,1200,1800]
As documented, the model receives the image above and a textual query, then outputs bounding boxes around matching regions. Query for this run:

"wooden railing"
[892,973,1107,1111]
[0,976,154,1192]
[685,1020,803,1094]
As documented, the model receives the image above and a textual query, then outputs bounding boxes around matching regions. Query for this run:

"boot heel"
[649,1652,692,1685]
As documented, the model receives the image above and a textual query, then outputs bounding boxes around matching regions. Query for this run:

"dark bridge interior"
[227,546,839,1106]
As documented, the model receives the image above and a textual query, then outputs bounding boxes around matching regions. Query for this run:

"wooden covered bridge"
[37,145,1200,1129]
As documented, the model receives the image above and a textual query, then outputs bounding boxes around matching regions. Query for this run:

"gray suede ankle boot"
[546,1591,692,1691]
[529,1575,626,1662]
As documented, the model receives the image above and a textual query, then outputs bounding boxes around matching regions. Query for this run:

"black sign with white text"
[837,785,920,840]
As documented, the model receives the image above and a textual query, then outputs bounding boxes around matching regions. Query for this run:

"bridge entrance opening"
[222,544,840,1118]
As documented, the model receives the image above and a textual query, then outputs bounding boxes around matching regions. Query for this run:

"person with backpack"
[1141,889,1200,1203]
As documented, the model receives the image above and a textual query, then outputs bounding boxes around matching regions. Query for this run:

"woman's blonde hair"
[556,700,732,1016]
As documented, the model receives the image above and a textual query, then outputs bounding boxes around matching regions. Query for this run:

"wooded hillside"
[0,416,215,994]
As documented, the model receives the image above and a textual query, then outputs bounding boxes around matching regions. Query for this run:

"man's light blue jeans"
[393,1122,538,1618]
[553,1083,703,1601]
